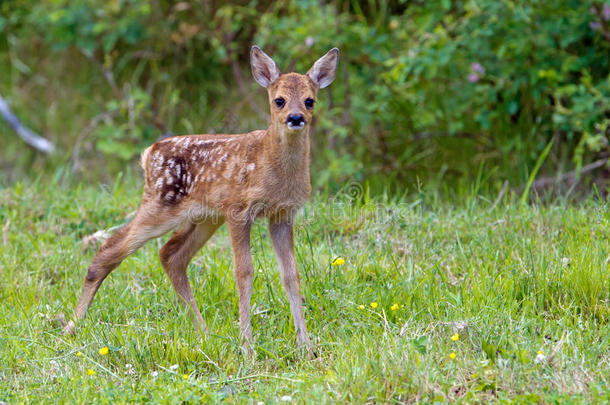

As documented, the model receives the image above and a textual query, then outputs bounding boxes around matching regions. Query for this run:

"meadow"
[1,178,608,403]
[1,1,609,403]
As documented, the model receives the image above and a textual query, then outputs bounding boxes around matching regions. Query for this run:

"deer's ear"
[251,46,281,88]
[307,48,339,89]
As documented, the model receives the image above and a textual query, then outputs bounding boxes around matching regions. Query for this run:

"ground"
[0,179,609,403]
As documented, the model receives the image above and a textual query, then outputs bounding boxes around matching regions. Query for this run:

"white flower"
[305,36,315,47]
[535,351,546,364]
[169,364,179,371]
[151,371,159,377]
[281,395,292,402]
[124,364,135,375]
[561,257,570,266]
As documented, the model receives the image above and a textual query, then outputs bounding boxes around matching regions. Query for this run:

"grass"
[0,177,609,403]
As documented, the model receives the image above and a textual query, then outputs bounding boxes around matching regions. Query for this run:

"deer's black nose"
[286,114,305,126]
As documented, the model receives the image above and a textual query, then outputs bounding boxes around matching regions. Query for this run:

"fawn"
[63,46,339,349]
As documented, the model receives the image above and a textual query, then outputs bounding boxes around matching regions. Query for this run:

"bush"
[0,0,608,193]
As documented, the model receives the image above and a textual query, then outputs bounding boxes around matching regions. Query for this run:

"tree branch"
[71,111,116,171]
[0,95,55,154]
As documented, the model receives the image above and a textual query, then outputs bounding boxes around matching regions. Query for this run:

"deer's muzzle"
[286,114,306,130]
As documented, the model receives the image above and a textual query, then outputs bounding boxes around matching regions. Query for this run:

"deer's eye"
[274,98,285,108]
[304,98,315,109]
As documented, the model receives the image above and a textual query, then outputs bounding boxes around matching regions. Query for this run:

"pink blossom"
[468,73,479,83]
[590,21,602,31]
[471,62,485,74]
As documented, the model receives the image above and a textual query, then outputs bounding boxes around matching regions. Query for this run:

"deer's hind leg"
[63,202,185,335]
[159,217,224,333]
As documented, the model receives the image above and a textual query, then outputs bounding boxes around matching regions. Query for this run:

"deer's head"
[251,46,339,133]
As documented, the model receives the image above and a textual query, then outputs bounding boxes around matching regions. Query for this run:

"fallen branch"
[532,158,608,190]
[81,211,136,249]
[0,95,55,154]
[81,224,125,250]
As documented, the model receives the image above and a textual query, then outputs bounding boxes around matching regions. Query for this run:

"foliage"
[1,180,609,402]
[386,0,610,176]
[0,0,609,192]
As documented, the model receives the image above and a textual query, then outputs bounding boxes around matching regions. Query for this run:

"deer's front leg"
[227,220,254,349]
[269,219,310,346]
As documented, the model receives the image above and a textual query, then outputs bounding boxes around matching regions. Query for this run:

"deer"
[63,46,339,351]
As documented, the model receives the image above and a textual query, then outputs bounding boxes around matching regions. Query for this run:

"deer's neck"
[264,124,311,176]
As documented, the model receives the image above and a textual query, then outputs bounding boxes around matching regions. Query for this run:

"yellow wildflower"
[451,333,459,341]
[370,302,378,309]
[390,303,400,311]
[183,374,188,380]
[331,257,346,266]
[358,304,365,310]
[76,351,82,357]
[86,369,95,376]
[449,352,456,360]
[537,350,543,355]
[99,346,109,355]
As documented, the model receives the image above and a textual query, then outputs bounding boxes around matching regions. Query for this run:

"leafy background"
[0,0,609,195]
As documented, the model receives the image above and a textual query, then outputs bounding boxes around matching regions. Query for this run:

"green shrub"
[1,0,608,193]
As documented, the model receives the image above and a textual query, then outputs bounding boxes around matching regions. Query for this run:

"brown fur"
[63,46,339,351]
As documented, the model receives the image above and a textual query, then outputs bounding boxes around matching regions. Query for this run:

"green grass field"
[1,179,609,403]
